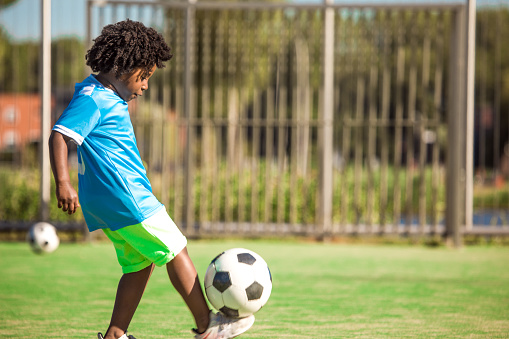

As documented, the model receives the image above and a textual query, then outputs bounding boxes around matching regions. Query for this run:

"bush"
[0,166,83,222]
[8,163,508,227]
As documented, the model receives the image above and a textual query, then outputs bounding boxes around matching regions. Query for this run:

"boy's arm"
[49,130,80,215]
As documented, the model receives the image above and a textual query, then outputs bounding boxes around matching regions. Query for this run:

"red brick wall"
[0,94,42,150]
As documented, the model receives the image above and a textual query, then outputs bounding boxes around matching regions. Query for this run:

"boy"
[49,19,254,339]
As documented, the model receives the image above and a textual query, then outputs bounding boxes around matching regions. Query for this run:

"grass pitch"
[0,239,508,338]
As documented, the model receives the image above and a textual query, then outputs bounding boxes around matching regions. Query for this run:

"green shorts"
[103,208,187,274]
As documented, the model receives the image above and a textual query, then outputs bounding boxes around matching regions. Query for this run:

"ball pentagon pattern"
[204,248,272,318]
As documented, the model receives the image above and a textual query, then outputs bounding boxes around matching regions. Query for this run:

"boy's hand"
[55,181,80,214]
[49,131,80,215]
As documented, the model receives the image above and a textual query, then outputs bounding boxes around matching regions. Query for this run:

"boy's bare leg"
[167,247,210,333]
[104,264,155,339]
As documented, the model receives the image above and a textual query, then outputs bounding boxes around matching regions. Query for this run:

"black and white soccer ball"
[204,248,272,318]
[27,222,60,254]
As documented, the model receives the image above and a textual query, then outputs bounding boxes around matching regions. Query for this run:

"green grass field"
[1,239,508,338]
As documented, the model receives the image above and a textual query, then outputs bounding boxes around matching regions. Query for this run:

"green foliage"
[52,37,87,86]
[163,161,448,225]
[474,185,509,209]
[0,166,83,222]
[0,35,86,93]
[188,162,318,224]
[0,0,19,9]
[2,164,507,226]
[0,37,39,92]
[0,167,39,220]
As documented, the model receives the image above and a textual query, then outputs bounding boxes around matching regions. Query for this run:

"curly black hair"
[86,19,172,77]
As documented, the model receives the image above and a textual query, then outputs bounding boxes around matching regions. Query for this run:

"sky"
[0,0,163,41]
[0,0,500,41]
[0,0,87,40]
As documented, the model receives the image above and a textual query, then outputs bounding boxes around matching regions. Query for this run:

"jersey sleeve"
[53,89,101,146]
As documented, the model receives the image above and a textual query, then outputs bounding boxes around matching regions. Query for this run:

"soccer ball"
[204,248,272,318]
[27,222,60,254]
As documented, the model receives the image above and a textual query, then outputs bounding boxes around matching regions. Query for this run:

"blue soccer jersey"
[53,75,163,231]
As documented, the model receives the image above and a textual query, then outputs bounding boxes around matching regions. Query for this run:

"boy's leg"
[166,247,210,333]
[104,264,155,339]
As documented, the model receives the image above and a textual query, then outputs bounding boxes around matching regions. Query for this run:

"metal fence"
[0,0,508,241]
[88,0,466,238]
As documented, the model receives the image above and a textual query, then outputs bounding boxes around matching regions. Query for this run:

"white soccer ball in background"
[204,248,272,318]
[27,222,60,254]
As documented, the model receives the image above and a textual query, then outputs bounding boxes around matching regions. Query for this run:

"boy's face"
[117,64,157,102]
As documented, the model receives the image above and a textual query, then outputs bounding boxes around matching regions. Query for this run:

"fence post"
[39,0,51,222]
[446,5,467,247]
[319,0,334,240]
[465,0,476,231]
[183,0,196,235]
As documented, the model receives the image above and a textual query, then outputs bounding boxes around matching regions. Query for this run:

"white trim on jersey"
[53,124,84,145]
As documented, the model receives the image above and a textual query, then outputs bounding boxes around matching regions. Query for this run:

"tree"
[0,0,19,10]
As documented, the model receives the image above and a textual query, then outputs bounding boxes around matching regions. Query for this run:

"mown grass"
[0,239,508,338]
